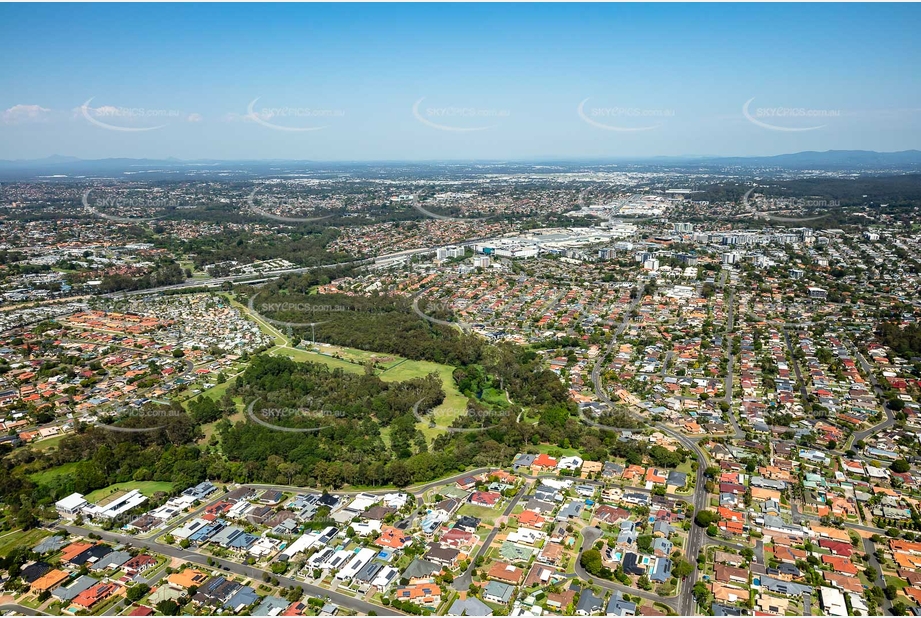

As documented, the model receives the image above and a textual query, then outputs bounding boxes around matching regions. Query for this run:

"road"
[586,282,708,614]
[849,340,896,444]
[57,524,398,616]
[781,329,810,403]
[455,487,527,592]
[574,525,678,610]
[0,605,48,616]
[590,283,644,421]
[864,537,893,614]
[722,291,743,440]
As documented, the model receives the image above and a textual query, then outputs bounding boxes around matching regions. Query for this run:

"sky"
[1,3,919,161]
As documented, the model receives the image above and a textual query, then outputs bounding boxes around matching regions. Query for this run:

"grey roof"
[401,558,441,581]
[653,520,674,536]
[576,589,604,614]
[447,595,494,616]
[650,557,672,582]
[667,470,688,487]
[253,595,289,616]
[224,586,259,611]
[713,603,744,616]
[90,550,132,571]
[556,501,582,520]
[33,536,68,554]
[52,575,98,601]
[606,592,637,616]
[483,581,514,604]
[652,538,673,555]
[355,560,383,583]
[513,453,536,467]
[761,575,812,597]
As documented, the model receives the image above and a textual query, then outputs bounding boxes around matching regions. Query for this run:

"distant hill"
[707,150,921,168]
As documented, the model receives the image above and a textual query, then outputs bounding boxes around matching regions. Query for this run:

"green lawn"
[0,528,52,554]
[457,503,502,526]
[534,444,583,458]
[273,346,365,374]
[29,462,81,485]
[84,481,175,503]
[193,375,237,402]
[887,575,910,590]
[273,343,468,444]
[31,434,69,452]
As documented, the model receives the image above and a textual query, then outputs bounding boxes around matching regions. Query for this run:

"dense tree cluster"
[877,322,921,358]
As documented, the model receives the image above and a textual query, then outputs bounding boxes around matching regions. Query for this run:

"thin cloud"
[2,104,51,124]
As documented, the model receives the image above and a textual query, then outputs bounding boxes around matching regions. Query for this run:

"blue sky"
[1,3,919,161]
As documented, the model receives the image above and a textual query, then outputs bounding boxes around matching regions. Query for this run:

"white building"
[56,493,88,518]
[84,489,147,520]
[473,256,491,268]
[820,586,847,617]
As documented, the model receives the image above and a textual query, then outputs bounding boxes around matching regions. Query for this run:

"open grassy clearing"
[0,528,51,555]
[29,462,81,485]
[84,481,175,503]
[31,434,68,452]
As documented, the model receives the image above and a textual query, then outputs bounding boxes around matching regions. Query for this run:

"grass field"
[457,503,502,526]
[84,481,175,503]
[274,346,365,374]
[31,434,68,452]
[534,444,583,458]
[272,344,469,443]
[0,528,51,555]
[229,293,478,443]
[29,462,81,485]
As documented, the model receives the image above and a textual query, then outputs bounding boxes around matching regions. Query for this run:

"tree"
[695,510,719,527]
[672,559,693,578]
[891,459,911,474]
[156,600,180,615]
[126,584,150,603]
[580,549,604,576]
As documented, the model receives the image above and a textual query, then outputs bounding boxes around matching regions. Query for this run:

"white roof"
[56,492,87,510]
